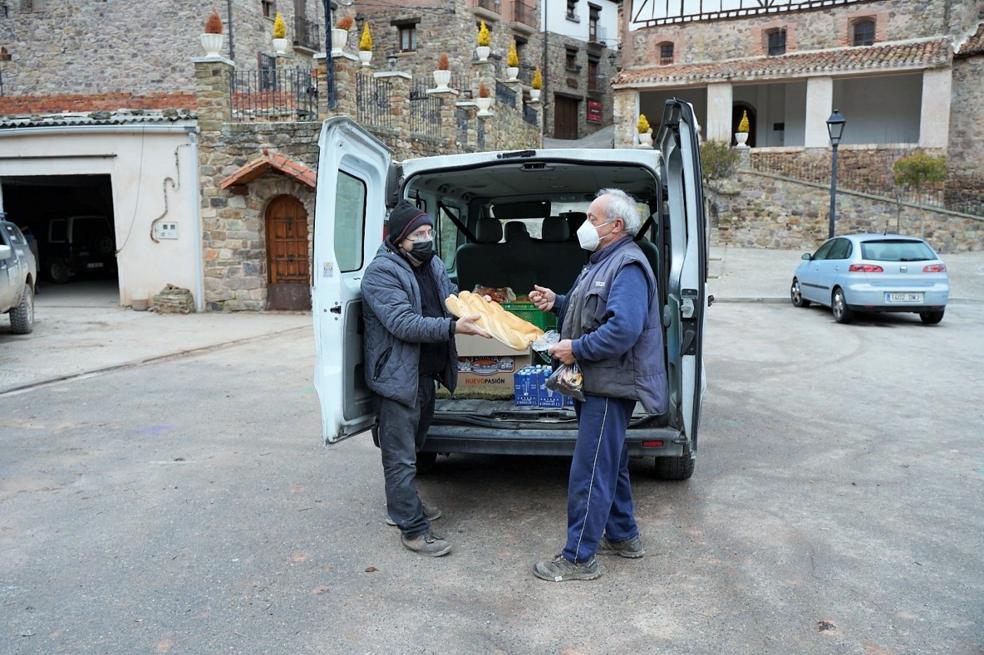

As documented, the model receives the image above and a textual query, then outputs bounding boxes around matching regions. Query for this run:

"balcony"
[293,15,322,52]
[589,25,609,46]
[513,1,537,29]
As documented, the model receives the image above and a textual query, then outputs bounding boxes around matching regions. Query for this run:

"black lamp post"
[323,0,336,110]
[825,109,846,239]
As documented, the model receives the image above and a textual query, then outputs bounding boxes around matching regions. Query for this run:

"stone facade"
[0,0,323,112]
[946,30,984,217]
[708,171,984,253]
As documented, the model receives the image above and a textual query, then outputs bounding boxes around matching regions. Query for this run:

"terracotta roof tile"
[614,38,951,88]
[220,152,316,189]
[956,22,984,57]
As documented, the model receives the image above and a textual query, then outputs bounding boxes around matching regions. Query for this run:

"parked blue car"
[790,234,949,324]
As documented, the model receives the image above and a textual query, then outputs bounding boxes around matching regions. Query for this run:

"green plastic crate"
[501,302,557,331]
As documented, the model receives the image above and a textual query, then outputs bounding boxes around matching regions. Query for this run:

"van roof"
[401,148,663,178]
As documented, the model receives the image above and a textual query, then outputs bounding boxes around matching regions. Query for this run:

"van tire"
[48,259,71,284]
[653,455,694,480]
[9,285,35,334]
[416,451,438,474]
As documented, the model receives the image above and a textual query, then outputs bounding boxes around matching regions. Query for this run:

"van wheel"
[48,259,71,284]
[919,310,944,325]
[416,451,438,474]
[831,288,852,324]
[790,278,810,307]
[653,455,695,481]
[9,285,35,334]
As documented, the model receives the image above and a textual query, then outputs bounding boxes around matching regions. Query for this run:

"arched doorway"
[732,103,757,147]
[265,194,310,310]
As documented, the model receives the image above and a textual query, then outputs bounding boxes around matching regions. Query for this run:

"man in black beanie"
[361,199,489,557]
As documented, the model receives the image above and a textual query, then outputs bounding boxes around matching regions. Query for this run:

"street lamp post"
[825,109,846,239]
[323,0,336,110]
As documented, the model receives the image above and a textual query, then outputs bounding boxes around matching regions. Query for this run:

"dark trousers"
[376,376,436,539]
[563,394,639,564]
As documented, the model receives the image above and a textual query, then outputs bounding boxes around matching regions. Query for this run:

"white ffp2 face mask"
[577,220,607,251]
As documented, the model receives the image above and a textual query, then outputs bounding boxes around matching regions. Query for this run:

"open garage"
[0,113,204,310]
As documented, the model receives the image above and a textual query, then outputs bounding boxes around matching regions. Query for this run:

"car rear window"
[860,240,935,262]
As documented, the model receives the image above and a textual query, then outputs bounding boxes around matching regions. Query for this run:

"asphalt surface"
[2,300,982,654]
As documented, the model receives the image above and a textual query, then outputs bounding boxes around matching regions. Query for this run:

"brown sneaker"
[401,531,452,557]
[385,502,442,527]
[533,554,601,582]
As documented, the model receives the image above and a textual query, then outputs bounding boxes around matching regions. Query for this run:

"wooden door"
[554,95,579,140]
[265,195,311,310]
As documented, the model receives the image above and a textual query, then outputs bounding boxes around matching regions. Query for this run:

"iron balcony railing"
[409,77,443,138]
[293,15,322,52]
[230,67,319,122]
[356,73,393,130]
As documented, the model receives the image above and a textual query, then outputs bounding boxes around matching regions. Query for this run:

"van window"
[436,205,460,271]
[335,171,367,272]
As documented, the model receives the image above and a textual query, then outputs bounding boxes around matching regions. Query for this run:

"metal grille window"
[659,42,673,65]
[853,19,875,46]
[766,28,786,56]
[398,25,416,52]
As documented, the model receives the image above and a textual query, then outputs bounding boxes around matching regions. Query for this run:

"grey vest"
[560,239,668,414]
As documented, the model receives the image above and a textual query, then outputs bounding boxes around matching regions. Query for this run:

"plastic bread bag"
[531,330,560,352]
[545,363,585,402]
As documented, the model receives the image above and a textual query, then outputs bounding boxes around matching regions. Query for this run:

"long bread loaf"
[445,291,543,350]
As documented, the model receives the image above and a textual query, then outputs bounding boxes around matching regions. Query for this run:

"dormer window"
[766,28,786,56]
[853,18,875,46]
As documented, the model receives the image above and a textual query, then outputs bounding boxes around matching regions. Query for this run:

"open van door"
[657,99,707,466]
[313,117,392,445]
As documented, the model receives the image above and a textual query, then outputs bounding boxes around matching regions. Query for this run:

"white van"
[313,99,708,480]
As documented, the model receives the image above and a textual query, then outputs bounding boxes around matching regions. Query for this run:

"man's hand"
[455,314,491,339]
[529,285,556,312]
[548,339,576,365]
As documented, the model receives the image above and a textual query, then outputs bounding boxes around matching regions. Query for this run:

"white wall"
[733,81,807,147]
[0,125,203,309]
[542,0,620,48]
[833,74,922,145]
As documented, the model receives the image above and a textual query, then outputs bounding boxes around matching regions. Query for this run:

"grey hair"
[596,188,642,235]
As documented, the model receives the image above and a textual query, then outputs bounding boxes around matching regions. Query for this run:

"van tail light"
[923,263,946,272]
[642,440,665,448]
[848,264,884,272]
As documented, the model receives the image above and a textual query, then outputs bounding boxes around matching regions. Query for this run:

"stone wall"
[946,52,984,217]
[0,0,323,108]
[625,0,952,69]
[708,171,984,253]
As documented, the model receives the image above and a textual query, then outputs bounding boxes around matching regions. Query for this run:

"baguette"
[445,291,543,350]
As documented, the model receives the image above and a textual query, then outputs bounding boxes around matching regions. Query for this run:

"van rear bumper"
[422,426,686,458]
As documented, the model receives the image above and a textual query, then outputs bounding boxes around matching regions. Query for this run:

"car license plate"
[886,292,922,303]
[86,262,105,269]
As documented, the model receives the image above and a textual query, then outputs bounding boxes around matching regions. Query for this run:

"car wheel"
[9,285,35,334]
[48,259,71,284]
[919,310,944,325]
[831,288,852,324]
[416,451,438,474]
[653,455,695,481]
[790,278,810,307]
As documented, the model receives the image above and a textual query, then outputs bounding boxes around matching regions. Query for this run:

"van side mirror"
[801,253,812,260]
[0,244,11,260]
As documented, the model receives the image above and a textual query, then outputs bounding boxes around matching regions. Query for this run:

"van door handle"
[329,304,342,314]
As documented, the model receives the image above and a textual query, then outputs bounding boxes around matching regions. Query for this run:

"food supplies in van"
[514,365,567,408]
[472,286,516,304]
[445,291,544,351]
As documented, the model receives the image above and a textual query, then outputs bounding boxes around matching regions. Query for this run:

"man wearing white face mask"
[362,200,490,557]
[529,188,668,582]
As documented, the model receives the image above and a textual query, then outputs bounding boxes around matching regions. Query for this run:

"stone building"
[0,1,543,311]
[612,0,984,216]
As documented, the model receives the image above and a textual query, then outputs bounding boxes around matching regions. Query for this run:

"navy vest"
[560,238,668,414]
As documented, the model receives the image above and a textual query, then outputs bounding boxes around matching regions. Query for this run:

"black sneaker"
[385,502,442,527]
[597,535,646,559]
[401,531,452,557]
[533,554,601,582]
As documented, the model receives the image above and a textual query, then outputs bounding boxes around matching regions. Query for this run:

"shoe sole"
[598,549,645,559]
[402,542,452,557]
[532,565,602,582]
[385,509,442,527]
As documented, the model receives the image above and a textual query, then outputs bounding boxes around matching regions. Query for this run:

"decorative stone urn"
[475,96,494,117]
[475,45,491,62]
[433,69,452,91]
[530,88,541,102]
[358,50,373,66]
[734,131,749,147]
[637,132,653,148]
[506,66,519,81]
[331,28,349,55]
[272,37,289,55]
[200,33,224,57]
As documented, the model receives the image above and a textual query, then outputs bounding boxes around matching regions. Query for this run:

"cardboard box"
[436,335,531,399]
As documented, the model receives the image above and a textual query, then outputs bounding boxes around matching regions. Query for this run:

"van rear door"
[657,99,707,455]
[312,117,392,445]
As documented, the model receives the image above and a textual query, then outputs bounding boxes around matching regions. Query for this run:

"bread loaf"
[445,291,544,350]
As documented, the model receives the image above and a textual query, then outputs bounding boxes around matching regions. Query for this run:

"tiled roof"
[0,108,197,130]
[220,150,317,189]
[614,38,951,88]
[955,22,984,57]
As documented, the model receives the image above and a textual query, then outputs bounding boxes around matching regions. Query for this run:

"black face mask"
[406,239,435,265]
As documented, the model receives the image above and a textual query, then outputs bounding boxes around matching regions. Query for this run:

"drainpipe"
[226,0,235,62]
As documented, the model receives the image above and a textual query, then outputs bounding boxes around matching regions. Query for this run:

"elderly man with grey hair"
[529,188,668,582]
